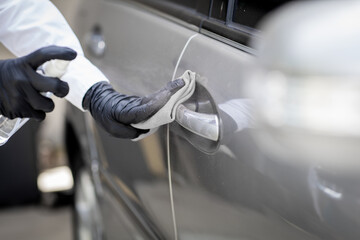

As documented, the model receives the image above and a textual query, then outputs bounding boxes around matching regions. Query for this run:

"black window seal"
[131,0,259,49]
[202,19,252,45]
[134,0,205,27]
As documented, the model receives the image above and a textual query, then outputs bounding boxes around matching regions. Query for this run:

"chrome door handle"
[86,26,106,57]
[175,104,219,141]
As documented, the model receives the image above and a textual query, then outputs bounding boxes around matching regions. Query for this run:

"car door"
[160,1,359,240]
[71,0,201,239]
[152,1,332,240]
[166,3,314,240]
[119,1,314,239]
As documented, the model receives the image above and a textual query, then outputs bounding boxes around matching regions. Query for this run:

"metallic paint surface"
[68,0,360,239]
[72,0,198,239]
[170,29,360,240]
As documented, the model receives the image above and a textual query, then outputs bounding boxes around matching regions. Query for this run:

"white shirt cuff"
[61,55,109,111]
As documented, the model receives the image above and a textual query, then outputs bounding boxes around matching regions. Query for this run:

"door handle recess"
[175,104,219,141]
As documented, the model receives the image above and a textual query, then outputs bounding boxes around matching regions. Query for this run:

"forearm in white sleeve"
[0,0,108,110]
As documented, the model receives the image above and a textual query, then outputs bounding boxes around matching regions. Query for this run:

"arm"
[0,0,186,138]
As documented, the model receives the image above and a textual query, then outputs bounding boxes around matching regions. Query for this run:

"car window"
[135,0,211,26]
[232,0,290,28]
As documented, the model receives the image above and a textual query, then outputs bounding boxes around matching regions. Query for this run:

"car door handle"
[175,104,219,141]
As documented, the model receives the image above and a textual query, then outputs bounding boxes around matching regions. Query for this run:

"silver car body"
[64,0,360,239]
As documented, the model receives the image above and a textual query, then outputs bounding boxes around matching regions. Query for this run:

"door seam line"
[171,33,199,80]
[168,33,198,240]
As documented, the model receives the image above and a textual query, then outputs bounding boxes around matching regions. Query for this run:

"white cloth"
[0,0,108,110]
[132,70,196,141]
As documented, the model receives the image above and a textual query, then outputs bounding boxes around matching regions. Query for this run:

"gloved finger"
[29,70,69,97]
[113,99,155,124]
[116,79,185,124]
[102,118,148,139]
[141,78,185,104]
[25,87,55,112]
[120,79,185,123]
[16,101,46,120]
[25,45,77,69]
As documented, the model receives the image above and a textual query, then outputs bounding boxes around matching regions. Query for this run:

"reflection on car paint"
[219,98,254,132]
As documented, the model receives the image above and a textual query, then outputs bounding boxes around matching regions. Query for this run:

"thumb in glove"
[82,79,185,139]
[0,45,77,120]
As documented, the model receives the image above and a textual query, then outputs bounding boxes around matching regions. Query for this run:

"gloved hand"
[0,45,77,120]
[83,79,185,139]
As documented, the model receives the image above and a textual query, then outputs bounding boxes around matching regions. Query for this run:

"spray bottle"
[0,60,71,146]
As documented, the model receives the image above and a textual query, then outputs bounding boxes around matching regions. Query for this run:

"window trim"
[130,0,260,52]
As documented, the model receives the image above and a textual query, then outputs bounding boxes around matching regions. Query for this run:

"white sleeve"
[0,0,109,110]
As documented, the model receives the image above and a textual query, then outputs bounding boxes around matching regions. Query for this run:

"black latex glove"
[83,79,185,139]
[0,45,77,120]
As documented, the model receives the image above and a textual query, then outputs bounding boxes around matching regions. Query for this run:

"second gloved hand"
[0,45,77,120]
[82,79,185,139]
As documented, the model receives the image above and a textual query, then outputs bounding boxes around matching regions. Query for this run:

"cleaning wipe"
[132,70,197,141]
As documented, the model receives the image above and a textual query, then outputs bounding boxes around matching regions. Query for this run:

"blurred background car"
[0,1,77,240]
[36,97,74,206]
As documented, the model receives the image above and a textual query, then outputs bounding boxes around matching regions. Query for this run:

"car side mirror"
[251,1,360,137]
[248,1,360,170]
